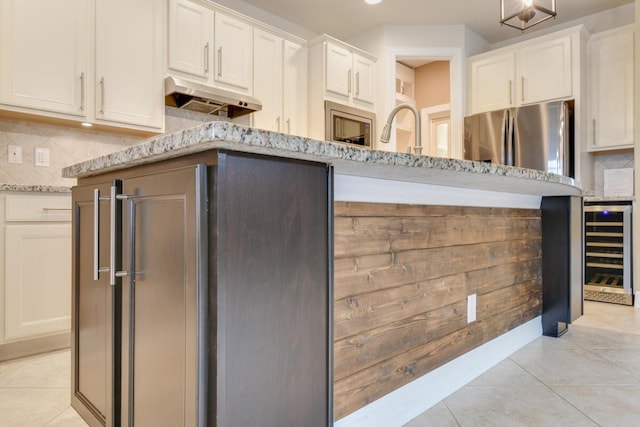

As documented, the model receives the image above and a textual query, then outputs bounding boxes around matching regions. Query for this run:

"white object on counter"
[604,168,634,197]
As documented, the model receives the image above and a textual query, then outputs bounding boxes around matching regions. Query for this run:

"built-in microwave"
[325,101,375,148]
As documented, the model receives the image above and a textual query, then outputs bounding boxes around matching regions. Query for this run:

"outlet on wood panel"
[467,294,477,323]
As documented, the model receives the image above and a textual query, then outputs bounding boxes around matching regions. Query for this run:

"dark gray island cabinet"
[70,150,332,427]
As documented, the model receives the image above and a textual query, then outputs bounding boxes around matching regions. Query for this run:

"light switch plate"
[467,294,477,323]
[8,145,22,164]
[35,147,50,167]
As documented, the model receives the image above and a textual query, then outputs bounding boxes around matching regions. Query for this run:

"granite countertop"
[584,196,635,202]
[0,184,71,193]
[62,121,582,197]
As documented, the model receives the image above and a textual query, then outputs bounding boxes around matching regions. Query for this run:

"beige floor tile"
[443,385,599,427]
[0,387,70,427]
[551,384,640,427]
[403,402,459,427]
[44,407,89,427]
[468,358,542,387]
[0,349,70,388]
[509,345,640,385]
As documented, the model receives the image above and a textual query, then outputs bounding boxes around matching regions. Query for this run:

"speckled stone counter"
[62,121,581,197]
[584,196,635,202]
[0,184,71,193]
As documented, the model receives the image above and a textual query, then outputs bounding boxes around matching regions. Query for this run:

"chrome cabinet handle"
[276,116,281,132]
[593,119,597,146]
[99,77,105,114]
[109,185,117,286]
[286,118,291,134]
[356,71,360,96]
[42,207,72,212]
[80,72,85,111]
[217,47,222,77]
[508,80,513,105]
[348,69,352,94]
[521,76,525,102]
[204,42,209,74]
[94,189,111,281]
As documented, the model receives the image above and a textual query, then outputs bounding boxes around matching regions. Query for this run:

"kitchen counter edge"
[61,121,582,197]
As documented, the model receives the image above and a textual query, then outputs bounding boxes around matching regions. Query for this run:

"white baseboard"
[334,316,542,427]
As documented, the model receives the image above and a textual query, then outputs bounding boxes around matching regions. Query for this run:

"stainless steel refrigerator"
[463,100,574,178]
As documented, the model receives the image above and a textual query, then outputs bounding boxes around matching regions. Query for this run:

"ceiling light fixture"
[500,0,556,32]
[364,0,382,4]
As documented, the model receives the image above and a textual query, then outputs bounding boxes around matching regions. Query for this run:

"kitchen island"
[63,121,582,427]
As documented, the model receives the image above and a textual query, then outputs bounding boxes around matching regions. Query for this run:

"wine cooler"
[584,202,633,305]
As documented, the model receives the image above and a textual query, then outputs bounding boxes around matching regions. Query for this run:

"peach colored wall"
[415,61,450,109]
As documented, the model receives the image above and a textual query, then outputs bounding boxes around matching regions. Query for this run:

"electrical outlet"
[467,294,477,323]
[35,147,50,167]
[8,145,23,164]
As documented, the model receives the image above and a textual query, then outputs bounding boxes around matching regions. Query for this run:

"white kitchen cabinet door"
[325,43,352,97]
[589,26,634,150]
[352,53,375,104]
[518,36,572,105]
[253,29,283,132]
[283,40,308,137]
[0,0,88,116]
[214,12,252,92]
[4,224,71,340]
[282,40,309,136]
[168,0,214,80]
[470,52,515,114]
[95,0,164,129]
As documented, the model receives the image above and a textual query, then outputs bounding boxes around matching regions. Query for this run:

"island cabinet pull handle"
[80,72,85,111]
[94,188,112,281]
[217,47,222,77]
[204,42,209,74]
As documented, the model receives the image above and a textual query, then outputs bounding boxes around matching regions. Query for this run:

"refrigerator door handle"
[500,110,508,165]
[504,112,515,166]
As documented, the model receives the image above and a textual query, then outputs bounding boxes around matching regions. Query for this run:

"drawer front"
[5,194,72,222]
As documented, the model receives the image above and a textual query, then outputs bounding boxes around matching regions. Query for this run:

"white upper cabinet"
[518,36,572,105]
[282,40,308,137]
[0,0,88,117]
[253,30,307,136]
[469,29,579,115]
[253,29,284,132]
[470,52,515,114]
[167,0,253,94]
[326,43,352,97]
[352,53,375,104]
[588,25,635,151]
[316,37,376,109]
[168,0,213,79]
[214,13,252,92]
[95,0,164,129]
[0,0,164,132]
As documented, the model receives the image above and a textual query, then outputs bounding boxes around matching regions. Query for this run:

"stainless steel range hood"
[164,76,262,118]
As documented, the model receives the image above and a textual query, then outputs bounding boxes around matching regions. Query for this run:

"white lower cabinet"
[1,193,71,345]
[5,224,71,339]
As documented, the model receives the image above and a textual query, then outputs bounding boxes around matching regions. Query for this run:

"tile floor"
[0,301,637,426]
[405,301,640,426]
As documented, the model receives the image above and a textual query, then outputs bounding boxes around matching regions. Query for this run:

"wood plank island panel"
[333,202,542,420]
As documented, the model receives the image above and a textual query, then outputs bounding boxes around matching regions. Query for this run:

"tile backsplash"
[593,151,635,196]
[0,107,223,187]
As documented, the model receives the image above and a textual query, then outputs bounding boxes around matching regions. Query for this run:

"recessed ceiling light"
[364,0,381,4]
